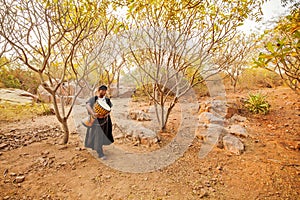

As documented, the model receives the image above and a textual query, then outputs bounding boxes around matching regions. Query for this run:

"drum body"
[82,99,111,128]
[82,115,95,128]
[93,99,111,116]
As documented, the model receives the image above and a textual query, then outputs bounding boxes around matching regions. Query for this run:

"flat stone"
[226,124,248,137]
[198,112,224,125]
[196,124,227,141]
[0,88,37,104]
[14,175,25,183]
[0,143,8,149]
[230,114,247,122]
[223,134,244,155]
[58,145,67,150]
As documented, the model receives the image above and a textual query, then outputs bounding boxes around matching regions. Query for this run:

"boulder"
[199,100,239,118]
[223,134,244,155]
[196,124,228,151]
[128,110,151,121]
[226,124,249,138]
[198,112,224,125]
[37,85,51,103]
[196,124,227,140]
[0,88,37,104]
[37,81,76,104]
[230,114,247,122]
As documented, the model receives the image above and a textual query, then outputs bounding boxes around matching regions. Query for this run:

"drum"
[82,99,111,127]
[82,99,110,127]
[81,115,95,128]
[93,99,111,116]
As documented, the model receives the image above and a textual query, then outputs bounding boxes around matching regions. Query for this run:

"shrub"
[0,67,40,94]
[238,68,283,90]
[193,82,209,97]
[0,102,53,121]
[0,73,21,88]
[244,93,270,114]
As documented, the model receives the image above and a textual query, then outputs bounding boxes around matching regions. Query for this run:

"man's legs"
[97,145,106,160]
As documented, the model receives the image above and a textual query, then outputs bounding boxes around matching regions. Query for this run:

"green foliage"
[193,82,209,97]
[0,67,40,93]
[255,9,300,93]
[244,93,270,114]
[0,102,53,122]
[126,0,264,25]
[2,74,21,88]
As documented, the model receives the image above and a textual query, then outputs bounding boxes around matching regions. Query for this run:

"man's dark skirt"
[84,116,114,153]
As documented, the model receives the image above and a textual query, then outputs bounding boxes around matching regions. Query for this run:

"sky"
[239,0,291,34]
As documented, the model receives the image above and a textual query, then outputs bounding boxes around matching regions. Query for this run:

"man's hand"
[96,112,110,119]
[92,112,98,119]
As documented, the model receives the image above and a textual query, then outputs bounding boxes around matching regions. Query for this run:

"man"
[84,85,114,160]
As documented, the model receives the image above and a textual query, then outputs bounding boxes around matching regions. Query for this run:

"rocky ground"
[0,86,299,199]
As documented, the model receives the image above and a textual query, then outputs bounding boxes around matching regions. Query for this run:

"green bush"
[0,67,40,94]
[0,102,53,121]
[1,74,21,88]
[244,93,271,114]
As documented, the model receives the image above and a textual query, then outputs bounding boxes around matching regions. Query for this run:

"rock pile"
[113,119,158,147]
[0,125,63,152]
[111,98,249,153]
[111,99,159,147]
[196,100,249,155]
[128,110,151,121]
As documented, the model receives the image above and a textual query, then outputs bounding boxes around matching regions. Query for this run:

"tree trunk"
[51,92,70,144]
[116,71,120,97]
[161,98,177,132]
[160,104,165,131]
[161,123,167,132]
[61,119,69,144]
[160,108,172,132]
[233,80,237,93]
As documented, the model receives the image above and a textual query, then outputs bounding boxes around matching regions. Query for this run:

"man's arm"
[86,103,97,118]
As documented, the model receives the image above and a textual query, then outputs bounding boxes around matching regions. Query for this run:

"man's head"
[97,85,107,97]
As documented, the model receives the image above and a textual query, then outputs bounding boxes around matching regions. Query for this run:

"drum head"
[97,99,111,111]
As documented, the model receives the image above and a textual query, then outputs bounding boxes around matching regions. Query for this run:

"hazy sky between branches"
[239,0,290,34]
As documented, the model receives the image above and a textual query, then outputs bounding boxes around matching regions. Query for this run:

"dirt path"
[0,87,299,199]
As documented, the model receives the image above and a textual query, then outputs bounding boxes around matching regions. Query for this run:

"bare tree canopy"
[121,0,265,131]
[0,0,114,143]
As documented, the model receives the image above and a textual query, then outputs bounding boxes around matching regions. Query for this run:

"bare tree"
[123,0,264,131]
[73,15,119,97]
[0,0,110,143]
[215,34,259,92]
[0,37,12,68]
[89,30,127,97]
